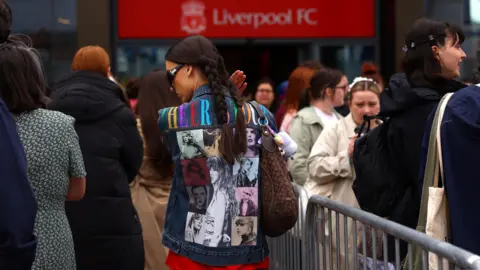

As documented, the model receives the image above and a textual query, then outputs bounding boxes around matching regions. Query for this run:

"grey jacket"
[288,106,342,185]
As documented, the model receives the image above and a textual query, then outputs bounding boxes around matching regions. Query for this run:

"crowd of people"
[2,0,480,268]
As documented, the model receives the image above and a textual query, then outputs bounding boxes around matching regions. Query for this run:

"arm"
[65,118,87,201]
[119,109,144,182]
[307,123,352,185]
[67,178,86,201]
[288,116,313,185]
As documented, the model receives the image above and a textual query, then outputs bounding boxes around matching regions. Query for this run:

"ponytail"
[298,88,311,111]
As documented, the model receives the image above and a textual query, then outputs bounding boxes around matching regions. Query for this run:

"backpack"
[352,116,404,217]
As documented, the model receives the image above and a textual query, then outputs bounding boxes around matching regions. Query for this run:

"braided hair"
[165,35,247,164]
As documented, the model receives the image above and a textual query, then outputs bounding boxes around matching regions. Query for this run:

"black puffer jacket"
[354,73,465,260]
[48,71,144,270]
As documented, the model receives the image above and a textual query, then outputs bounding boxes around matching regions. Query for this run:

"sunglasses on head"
[167,64,184,87]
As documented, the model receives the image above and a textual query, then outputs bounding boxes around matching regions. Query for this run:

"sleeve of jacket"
[0,99,37,270]
[307,123,352,185]
[440,88,480,254]
[289,115,316,185]
[118,107,144,182]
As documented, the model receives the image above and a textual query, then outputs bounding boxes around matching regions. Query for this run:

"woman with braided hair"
[158,35,277,269]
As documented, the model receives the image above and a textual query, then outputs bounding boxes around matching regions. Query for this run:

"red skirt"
[165,250,269,270]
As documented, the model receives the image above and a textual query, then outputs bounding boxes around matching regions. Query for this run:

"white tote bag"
[425,93,452,270]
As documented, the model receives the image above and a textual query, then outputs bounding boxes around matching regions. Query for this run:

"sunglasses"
[167,64,184,87]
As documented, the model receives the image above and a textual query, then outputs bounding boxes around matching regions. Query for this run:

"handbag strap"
[247,101,267,126]
[247,101,276,152]
[417,93,453,235]
[435,93,453,244]
[424,93,452,188]
[356,115,383,136]
[434,93,452,187]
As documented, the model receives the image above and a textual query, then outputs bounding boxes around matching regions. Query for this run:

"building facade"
[112,0,380,87]
[9,0,479,87]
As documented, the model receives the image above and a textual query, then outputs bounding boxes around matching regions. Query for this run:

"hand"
[348,134,358,160]
[230,70,247,93]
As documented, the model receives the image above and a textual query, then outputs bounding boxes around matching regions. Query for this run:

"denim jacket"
[158,85,277,266]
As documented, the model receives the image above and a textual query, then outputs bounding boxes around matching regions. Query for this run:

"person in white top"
[314,106,338,128]
[305,77,382,270]
[288,68,347,185]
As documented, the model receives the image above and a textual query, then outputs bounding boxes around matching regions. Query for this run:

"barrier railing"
[267,183,308,270]
[305,195,480,270]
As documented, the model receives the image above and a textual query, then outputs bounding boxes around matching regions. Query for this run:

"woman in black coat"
[48,46,144,270]
[353,18,466,260]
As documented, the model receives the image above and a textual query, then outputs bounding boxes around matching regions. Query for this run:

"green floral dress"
[15,109,86,270]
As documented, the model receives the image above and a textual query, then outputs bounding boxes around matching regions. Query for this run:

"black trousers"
[73,234,145,270]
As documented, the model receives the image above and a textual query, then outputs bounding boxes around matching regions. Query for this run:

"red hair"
[284,66,316,112]
[71,46,110,77]
[361,62,384,88]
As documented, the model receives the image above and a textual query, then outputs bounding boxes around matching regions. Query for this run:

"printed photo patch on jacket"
[233,158,259,187]
[245,127,261,158]
[181,158,210,186]
[187,185,213,215]
[185,212,206,245]
[235,187,258,217]
[231,216,258,246]
[177,130,206,160]
[203,128,221,157]
[183,156,239,248]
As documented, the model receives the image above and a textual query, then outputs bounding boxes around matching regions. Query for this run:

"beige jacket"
[130,119,171,270]
[289,106,342,186]
[305,113,359,270]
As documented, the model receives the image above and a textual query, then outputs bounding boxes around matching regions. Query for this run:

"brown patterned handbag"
[249,101,298,237]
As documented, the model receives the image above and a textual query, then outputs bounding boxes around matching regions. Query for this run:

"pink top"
[129,99,138,111]
[280,110,297,134]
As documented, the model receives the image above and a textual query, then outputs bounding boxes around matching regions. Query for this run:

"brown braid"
[200,54,246,164]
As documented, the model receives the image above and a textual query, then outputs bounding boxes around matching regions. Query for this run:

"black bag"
[352,115,404,217]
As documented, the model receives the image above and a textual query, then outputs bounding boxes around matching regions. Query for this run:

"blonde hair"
[348,78,381,101]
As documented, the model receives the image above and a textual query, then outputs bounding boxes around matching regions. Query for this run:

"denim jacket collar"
[192,84,211,100]
[193,84,231,100]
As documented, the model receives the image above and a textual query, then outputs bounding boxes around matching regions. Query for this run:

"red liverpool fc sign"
[117,0,375,39]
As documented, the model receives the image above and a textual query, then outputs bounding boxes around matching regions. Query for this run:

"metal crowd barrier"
[305,195,480,270]
[267,183,309,270]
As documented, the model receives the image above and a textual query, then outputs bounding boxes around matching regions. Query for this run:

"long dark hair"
[0,39,47,114]
[165,35,247,164]
[402,18,465,87]
[126,77,141,100]
[136,70,181,178]
[298,68,343,111]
